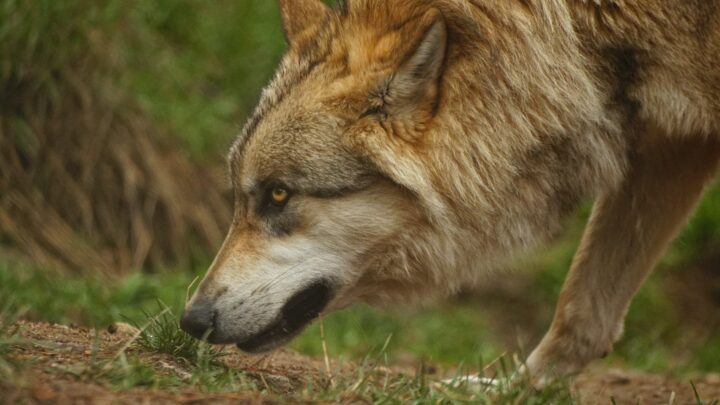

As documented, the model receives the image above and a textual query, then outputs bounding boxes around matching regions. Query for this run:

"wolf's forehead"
[227,111,376,197]
[225,36,350,187]
[225,2,410,177]
[229,63,327,171]
[225,6,398,194]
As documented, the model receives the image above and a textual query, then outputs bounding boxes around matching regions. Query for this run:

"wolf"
[181,0,720,382]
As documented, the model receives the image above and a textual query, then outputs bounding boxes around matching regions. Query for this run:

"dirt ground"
[2,322,720,404]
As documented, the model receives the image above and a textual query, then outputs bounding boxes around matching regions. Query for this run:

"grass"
[37,298,261,393]
[6,298,718,403]
[102,302,578,402]
[128,301,262,393]
[103,354,169,390]
[132,301,220,364]
[298,356,575,404]
[296,302,503,367]
[0,261,195,327]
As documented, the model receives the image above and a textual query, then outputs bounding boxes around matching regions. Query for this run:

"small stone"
[263,373,294,392]
[609,375,631,385]
[705,373,720,385]
[107,322,139,336]
[32,386,58,401]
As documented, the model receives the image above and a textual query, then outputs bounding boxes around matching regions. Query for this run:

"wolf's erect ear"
[386,10,447,111]
[279,0,331,45]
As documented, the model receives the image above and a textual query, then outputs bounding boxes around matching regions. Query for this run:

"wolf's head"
[181,0,624,351]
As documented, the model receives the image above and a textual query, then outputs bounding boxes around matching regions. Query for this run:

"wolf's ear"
[385,10,447,112]
[279,0,331,45]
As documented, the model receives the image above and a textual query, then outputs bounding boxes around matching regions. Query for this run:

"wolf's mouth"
[236,280,333,352]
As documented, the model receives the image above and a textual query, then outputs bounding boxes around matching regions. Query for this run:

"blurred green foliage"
[1,0,285,159]
[120,0,286,158]
[0,260,194,326]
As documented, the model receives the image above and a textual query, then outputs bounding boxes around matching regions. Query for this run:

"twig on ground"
[319,315,334,387]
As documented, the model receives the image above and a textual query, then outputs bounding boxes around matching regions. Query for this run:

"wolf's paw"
[526,323,615,388]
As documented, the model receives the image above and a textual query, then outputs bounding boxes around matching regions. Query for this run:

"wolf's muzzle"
[180,298,216,341]
[236,279,334,352]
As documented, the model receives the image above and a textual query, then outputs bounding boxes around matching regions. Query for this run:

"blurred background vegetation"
[1,0,719,377]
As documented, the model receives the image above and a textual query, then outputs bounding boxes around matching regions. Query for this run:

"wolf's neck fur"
[337,1,629,298]
[403,0,718,287]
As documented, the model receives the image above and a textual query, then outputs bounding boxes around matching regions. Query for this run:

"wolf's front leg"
[526,132,720,385]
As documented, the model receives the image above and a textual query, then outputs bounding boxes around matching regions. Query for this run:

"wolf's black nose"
[180,300,214,340]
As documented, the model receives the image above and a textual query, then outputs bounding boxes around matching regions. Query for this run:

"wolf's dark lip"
[236,280,333,352]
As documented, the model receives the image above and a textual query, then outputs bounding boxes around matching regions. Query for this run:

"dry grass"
[0,0,231,274]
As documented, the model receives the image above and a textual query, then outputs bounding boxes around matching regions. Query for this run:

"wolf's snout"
[180,299,215,340]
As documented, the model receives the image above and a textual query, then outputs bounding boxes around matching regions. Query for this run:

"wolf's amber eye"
[270,187,289,205]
